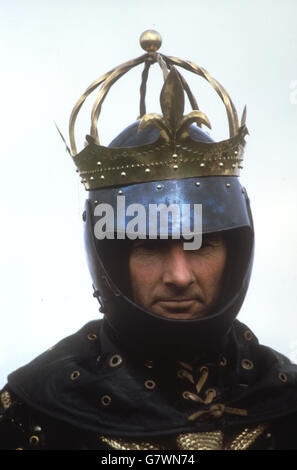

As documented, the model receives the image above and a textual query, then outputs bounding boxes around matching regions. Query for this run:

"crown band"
[75,127,246,190]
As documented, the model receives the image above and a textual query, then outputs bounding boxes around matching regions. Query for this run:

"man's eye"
[202,241,214,248]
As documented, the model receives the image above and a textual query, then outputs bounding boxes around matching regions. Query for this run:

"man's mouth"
[156,299,198,311]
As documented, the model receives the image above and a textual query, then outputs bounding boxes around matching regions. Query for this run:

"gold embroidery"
[1,390,12,410]
[99,436,165,450]
[177,431,223,450]
[100,424,267,450]
[225,424,267,450]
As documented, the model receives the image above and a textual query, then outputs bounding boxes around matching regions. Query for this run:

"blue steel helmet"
[64,31,253,356]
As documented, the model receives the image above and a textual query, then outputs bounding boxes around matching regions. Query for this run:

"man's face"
[128,235,227,320]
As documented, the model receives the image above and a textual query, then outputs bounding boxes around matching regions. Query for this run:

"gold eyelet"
[100,395,112,406]
[70,370,80,380]
[87,333,97,341]
[220,356,227,366]
[241,359,254,370]
[244,330,253,341]
[29,435,40,445]
[109,355,123,368]
[144,360,154,369]
[278,372,288,383]
[144,380,156,390]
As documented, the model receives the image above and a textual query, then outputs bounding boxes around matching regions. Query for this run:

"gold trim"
[225,424,267,450]
[74,126,246,191]
[100,436,165,450]
[177,431,223,450]
[100,424,267,451]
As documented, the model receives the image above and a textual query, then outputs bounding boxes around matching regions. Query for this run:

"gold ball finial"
[140,30,162,52]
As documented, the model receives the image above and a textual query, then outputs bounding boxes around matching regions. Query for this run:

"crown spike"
[241,105,247,126]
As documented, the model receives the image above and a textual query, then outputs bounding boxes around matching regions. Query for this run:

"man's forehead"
[130,232,225,246]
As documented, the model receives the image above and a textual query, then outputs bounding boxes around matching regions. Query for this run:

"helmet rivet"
[195,181,200,187]
[172,153,178,159]
[121,171,126,177]
[140,30,162,52]
[200,163,205,167]
[145,168,151,173]
[226,183,231,188]
[173,164,178,170]
[118,189,123,195]
[100,175,105,180]
[219,162,224,167]
[97,161,101,166]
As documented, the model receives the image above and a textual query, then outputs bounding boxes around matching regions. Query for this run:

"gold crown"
[60,30,248,190]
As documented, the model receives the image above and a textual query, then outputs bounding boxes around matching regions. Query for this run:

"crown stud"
[139,30,162,52]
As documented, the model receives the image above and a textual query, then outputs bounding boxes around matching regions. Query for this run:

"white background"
[0,0,297,388]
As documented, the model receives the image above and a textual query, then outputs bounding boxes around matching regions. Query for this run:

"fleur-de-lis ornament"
[138,67,211,145]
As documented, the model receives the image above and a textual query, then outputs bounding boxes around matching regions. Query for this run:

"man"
[1,30,297,450]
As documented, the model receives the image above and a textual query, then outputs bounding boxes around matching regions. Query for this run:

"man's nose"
[163,243,195,289]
